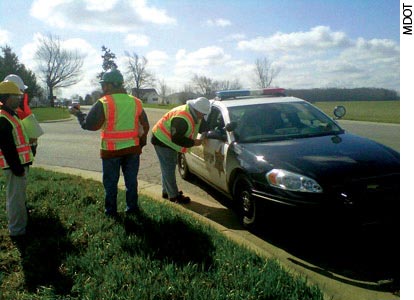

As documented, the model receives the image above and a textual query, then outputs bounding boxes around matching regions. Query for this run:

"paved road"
[34,108,400,300]
[337,119,399,152]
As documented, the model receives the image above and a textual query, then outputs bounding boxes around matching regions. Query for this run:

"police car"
[178,88,400,230]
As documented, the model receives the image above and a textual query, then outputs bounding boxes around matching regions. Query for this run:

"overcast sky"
[0,0,401,98]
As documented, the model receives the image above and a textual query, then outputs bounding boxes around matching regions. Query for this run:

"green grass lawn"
[0,168,324,300]
[32,107,71,122]
[314,101,400,124]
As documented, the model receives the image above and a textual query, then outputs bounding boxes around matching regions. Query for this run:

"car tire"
[177,153,192,180]
[234,175,257,230]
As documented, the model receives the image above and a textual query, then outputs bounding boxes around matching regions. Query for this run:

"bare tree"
[216,79,243,91]
[191,74,217,98]
[191,74,243,98]
[158,79,170,105]
[254,57,280,88]
[124,52,155,99]
[35,34,84,107]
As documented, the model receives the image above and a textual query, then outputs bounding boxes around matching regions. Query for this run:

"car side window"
[207,107,225,132]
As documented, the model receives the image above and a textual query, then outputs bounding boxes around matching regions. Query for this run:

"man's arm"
[171,117,196,148]
[139,109,150,147]
[71,101,105,131]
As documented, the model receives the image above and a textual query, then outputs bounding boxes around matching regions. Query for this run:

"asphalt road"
[33,107,400,300]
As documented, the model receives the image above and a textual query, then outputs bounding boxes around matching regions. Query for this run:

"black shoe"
[169,193,191,204]
[105,211,118,219]
[125,208,140,215]
[162,191,183,199]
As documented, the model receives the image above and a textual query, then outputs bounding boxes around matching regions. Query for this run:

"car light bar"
[216,88,285,99]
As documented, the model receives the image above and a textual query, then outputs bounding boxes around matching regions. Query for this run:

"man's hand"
[69,104,81,115]
[193,138,204,146]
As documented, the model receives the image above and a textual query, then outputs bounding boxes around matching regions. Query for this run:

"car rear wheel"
[234,175,257,229]
[177,153,192,180]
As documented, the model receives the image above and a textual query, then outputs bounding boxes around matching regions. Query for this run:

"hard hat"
[100,68,124,84]
[187,97,211,115]
[0,81,24,95]
[4,74,27,91]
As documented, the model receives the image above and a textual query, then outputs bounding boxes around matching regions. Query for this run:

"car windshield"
[228,102,344,143]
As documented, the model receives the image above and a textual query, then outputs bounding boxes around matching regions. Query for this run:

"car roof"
[211,96,306,108]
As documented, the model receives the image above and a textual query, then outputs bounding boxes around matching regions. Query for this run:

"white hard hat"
[4,74,27,91]
[187,97,211,115]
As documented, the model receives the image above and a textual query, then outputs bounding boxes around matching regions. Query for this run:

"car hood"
[237,133,400,183]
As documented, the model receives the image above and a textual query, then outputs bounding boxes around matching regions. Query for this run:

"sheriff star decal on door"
[214,145,224,176]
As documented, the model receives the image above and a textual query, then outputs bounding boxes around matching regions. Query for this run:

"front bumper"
[251,174,400,227]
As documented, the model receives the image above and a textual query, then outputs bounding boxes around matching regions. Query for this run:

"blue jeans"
[102,154,140,215]
[154,145,179,198]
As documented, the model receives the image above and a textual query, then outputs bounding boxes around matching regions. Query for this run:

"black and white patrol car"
[178,88,400,230]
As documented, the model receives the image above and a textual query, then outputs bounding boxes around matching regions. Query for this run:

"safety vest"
[0,110,33,169]
[99,94,143,151]
[152,105,200,153]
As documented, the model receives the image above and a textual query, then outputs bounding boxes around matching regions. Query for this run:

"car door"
[203,107,230,192]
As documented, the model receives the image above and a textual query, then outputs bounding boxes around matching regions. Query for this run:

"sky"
[0,0,402,99]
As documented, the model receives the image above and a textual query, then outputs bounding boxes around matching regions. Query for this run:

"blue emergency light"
[216,88,285,99]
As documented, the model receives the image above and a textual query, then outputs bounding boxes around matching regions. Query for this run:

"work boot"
[169,193,191,204]
[163,190,183,199]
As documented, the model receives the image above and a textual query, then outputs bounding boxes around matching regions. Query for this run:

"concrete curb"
[34,163,399,300]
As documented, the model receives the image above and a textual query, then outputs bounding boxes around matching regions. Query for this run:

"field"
[314,101,400,124]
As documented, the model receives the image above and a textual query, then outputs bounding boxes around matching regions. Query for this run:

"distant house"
[166,92,199,105]
[132,88,159,104]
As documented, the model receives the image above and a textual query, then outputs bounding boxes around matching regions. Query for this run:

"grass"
[0,168,324,300]
[314,101,400,124]
[32,107,71,122]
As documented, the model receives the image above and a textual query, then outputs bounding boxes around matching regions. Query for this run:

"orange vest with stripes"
[99,94,143,151]
[0,110,33,169]
[152,105,200,153]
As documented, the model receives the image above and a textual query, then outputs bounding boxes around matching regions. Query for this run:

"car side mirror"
[333,105,346,119]
[225,121,237,132]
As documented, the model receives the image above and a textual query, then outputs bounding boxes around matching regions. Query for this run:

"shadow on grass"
[119,210,215,269]
[11,208,76,295]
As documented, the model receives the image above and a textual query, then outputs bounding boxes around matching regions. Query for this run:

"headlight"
[266,169,323,193]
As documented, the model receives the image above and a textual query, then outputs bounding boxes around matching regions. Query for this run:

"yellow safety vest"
[0,110,33,169]
[152,105,200,153]
[99,94,143,151]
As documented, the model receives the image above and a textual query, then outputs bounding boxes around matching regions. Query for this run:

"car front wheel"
[234,175,257,229]
[177,153,192,180]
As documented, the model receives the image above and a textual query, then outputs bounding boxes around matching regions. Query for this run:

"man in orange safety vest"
[0,81,34,236]
[70,68,149,217]
[151,97,211,203]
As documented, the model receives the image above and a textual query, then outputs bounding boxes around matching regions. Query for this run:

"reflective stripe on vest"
[152,105,199,153]
[0,110,33,168]
[99,94,143,151]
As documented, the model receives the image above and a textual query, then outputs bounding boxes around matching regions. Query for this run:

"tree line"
[286,88,399,102]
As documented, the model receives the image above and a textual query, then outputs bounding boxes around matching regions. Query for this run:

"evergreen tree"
[0,45,42,100]
[98,46,118,80]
